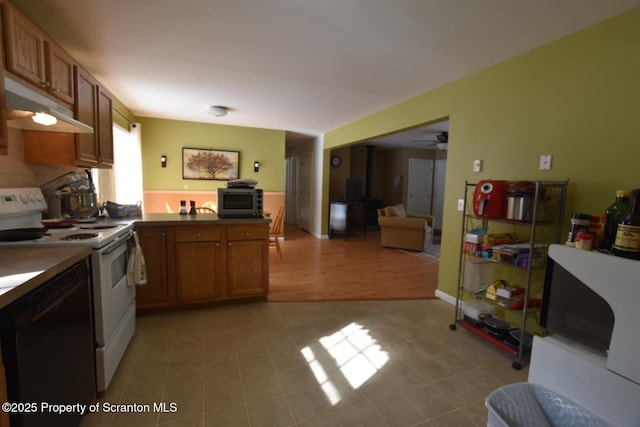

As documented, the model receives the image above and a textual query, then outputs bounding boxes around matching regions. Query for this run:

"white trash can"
[485,382,614,427]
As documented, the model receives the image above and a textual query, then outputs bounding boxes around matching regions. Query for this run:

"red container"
[473,180,508,219]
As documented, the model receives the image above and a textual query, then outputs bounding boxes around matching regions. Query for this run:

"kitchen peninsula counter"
[135,212,271,225]
[133,214,270,311]
[0,246,92,309]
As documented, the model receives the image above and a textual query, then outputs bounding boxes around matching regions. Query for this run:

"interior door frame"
[433,159,447,230]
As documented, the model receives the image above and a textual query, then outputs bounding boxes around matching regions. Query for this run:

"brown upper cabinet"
[75,66,113,166]
[2,1,115,166]
[2,3,75,105]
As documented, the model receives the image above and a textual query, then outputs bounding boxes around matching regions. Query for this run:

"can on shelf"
[566,213,591,247]
[575,232,593,251]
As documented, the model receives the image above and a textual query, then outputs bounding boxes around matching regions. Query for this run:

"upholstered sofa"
[377,204,434,251]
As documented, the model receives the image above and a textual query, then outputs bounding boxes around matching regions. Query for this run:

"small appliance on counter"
[218,179,263,218]
[40,170,99,221]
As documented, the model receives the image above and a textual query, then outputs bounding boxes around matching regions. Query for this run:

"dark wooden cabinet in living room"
[329,201,366,240]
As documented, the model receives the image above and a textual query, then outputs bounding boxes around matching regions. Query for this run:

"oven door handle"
[32,282,82,323]
[102,231,133,255]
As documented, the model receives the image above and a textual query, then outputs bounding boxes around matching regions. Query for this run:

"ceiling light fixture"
[207,105,228,117]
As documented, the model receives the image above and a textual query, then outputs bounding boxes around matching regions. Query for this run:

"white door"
[297,152,313,232]
[407,158,433,216]
[433,159,447,230]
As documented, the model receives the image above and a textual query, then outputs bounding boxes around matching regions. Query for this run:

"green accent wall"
[324,8,640,298]
[138,117,285,192]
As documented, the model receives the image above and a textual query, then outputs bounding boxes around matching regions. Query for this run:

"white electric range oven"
[0,187,136,392]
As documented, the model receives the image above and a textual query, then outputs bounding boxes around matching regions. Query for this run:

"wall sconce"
[254,161,260,172]
[161,155,167,168]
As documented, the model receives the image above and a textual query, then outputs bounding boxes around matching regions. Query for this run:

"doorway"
[350,118,449,240]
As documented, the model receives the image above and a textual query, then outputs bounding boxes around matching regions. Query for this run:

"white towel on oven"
[127,231,147,286]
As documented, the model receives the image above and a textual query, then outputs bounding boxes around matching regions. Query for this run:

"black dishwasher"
[0,260,95,427]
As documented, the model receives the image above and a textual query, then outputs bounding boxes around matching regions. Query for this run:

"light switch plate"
[473,159,482,172]
[539,154,552,170]
[457,199,465,211]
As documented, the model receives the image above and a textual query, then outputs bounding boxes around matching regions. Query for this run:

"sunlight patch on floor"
[302,322,389,405]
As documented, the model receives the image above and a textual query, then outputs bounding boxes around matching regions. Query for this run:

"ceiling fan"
[412,131,449,149]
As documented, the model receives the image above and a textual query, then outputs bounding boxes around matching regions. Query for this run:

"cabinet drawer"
[176,228,221,242]
[227,228,268,241]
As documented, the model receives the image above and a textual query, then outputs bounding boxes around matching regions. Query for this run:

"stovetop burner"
[61,233,99,241]
[75,217,97,223]
[79,224,121,230]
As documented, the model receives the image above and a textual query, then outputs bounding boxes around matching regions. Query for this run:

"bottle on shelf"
[178,200,187,215]
[612,188,640,260]
[602,190,630,250]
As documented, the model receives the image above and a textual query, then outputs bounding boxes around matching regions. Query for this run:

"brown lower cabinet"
[135,222,269,311]
[135,227,169,308]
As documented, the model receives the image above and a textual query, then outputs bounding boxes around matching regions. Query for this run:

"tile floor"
[81,299,528,427]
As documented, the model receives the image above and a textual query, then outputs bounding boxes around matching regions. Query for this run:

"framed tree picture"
[182,148,240,181]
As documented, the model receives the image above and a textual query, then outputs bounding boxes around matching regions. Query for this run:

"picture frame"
[182,148,240,181]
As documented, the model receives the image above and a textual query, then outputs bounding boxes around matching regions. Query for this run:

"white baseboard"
[436,289,457,306]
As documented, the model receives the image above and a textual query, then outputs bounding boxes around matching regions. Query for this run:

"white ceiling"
[14,0,640,140]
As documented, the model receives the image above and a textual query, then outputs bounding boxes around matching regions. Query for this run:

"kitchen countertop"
[0,214,269,309]
[132,213,271,226]
[0,246,92,309]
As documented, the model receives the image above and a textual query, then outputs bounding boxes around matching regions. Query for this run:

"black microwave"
[217,188,263,218]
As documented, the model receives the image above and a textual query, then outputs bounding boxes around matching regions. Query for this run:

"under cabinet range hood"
[4,77,93,134]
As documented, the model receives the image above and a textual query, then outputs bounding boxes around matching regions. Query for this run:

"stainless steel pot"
[63,191,98,218]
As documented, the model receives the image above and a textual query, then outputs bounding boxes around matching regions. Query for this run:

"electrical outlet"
[473,159,482,172]
[457,199,465,211]
[539,154,552,170]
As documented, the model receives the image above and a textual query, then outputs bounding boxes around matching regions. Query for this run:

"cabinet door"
[135,228,169,307]
[45,41,75,104]
[97,85,114,165]
[2,4,46,88]
[74,66,98,165]
[227,238,268,298]
[174,227,224,302]
[175,241,224,302]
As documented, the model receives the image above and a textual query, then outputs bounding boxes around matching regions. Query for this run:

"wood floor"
[268,224,439,302]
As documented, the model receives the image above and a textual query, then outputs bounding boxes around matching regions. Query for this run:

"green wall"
[324,8,640,298]
[138,117,286,192]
